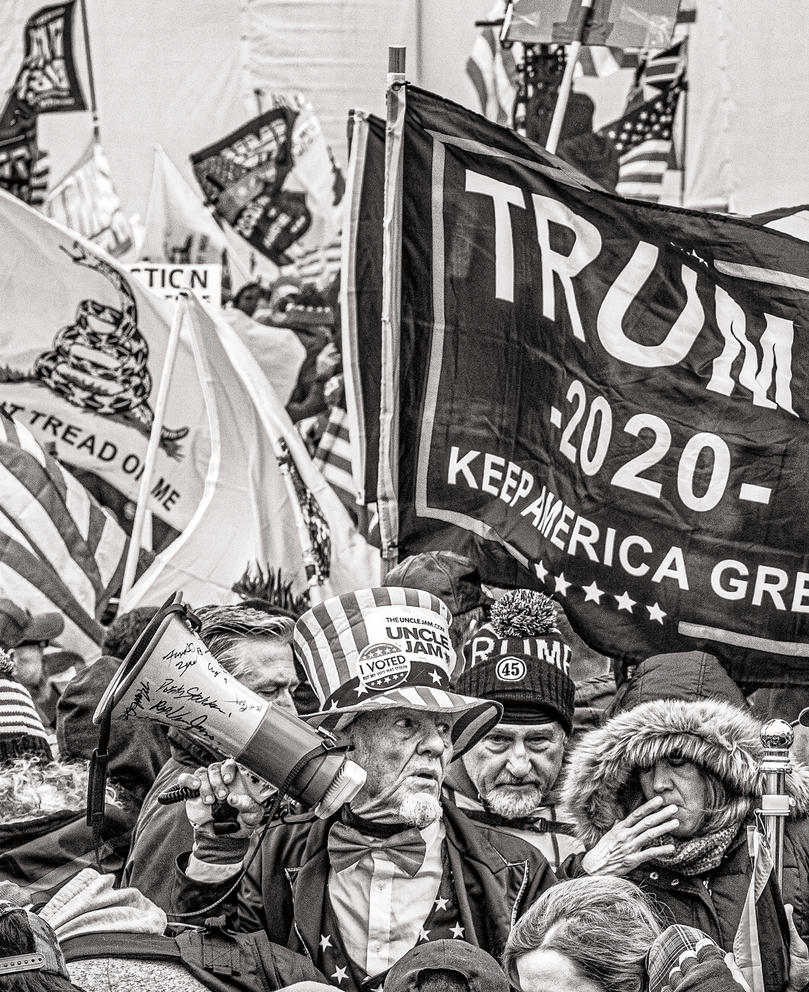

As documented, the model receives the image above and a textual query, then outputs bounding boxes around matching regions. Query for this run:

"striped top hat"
[293,587,502,756]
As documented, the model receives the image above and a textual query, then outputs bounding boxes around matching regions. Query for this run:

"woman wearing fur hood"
[560,697,809,992]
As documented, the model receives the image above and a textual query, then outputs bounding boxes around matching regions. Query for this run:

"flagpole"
[274,439,324,605]
[377,46,406,578]
[546,0,594,154]
[118,294,187,606]
[78,0,100,139]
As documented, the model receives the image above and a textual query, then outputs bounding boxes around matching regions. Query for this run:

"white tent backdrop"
[0,0,806,222]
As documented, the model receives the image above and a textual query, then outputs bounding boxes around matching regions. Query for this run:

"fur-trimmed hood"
[561,697,809,848]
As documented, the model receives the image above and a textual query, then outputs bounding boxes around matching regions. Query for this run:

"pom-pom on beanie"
[455,591,575,734]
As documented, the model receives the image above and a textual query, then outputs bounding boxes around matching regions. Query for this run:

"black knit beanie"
[455,591,575,735]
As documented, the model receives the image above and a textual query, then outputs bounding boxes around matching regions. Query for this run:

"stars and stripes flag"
[466,1,638,128]
[599,76,685,202]
[314,406,357,522]
[466,2,518,127]
[0,413,139,661]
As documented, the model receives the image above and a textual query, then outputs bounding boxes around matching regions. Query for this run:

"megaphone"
[93,593,365,818]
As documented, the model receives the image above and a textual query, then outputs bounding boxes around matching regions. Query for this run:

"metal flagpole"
[78,0,100,139]
[377,46,406,577]
[118,294,187,606]
[546,0,594,154]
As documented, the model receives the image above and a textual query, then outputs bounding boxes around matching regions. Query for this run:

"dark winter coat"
[561,697,809,992]
[124,729,221,911]
[172,800,557,960]
[0,802,137,899]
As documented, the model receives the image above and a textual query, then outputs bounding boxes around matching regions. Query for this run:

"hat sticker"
[495,658,527,681]
[357,643,412,692]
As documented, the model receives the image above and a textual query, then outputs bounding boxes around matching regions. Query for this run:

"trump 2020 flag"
[121,294,379,609]
[0,1,86,129]
[191,93,344,282]
[0,412,136,660]
[373,84,809,687]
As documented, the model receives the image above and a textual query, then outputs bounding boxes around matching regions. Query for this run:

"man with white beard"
[172,587,558,991]
[445,590,584,871]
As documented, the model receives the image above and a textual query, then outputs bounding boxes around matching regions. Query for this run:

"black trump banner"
[387,86,809,686]
[0,2,87,128]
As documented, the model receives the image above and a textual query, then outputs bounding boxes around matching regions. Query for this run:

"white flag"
[139,145,265,292]
[121,293,379,608]
[0,188,211,532]
[43,141,134,258]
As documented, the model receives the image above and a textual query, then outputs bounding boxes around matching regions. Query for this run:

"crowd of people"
[1,550,809,992]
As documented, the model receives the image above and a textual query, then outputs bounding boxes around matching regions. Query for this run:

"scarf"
[649,823,738,876]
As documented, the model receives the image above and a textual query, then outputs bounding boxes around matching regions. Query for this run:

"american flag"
[313,406,357,523]
[0,414,134,660]
[599,77,685,203]
[466,2,518,127]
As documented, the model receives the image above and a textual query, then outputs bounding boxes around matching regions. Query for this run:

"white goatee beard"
[398,793,442,829]
[484,786,542,820]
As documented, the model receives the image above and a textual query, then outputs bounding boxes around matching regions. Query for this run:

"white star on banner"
[419,927,431,942]
[435,897,449,911]
[554,572,571,596]
[534,560,548,582]
[331,966,348,984]
[430,669,443,684]
[319,934,332,951]
[647,602,666,624]
[581,580,604,603]
[615,591,636,613]
[450,922,465,939]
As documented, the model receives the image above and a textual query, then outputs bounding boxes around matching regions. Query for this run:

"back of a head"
[385,940,508,992]
[0,901,78,992]
[101,607,160,660]
[605,651,748,720]
[504,876,661,992]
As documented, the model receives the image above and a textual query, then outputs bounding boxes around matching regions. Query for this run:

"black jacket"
[124,729,221,911]
[172,801,557,960]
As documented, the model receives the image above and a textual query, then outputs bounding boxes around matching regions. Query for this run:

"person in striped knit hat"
[173,586,559,992]
[0,648,135,898]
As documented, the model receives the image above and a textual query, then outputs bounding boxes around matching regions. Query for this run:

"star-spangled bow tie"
[327,821,428,877]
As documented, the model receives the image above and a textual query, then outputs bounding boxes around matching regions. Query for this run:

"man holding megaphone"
[171,587,558,991]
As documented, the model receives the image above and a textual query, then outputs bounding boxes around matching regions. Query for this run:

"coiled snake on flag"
[34,243,188,443]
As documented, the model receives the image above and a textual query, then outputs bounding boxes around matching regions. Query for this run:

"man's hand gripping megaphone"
[180,757,270,841]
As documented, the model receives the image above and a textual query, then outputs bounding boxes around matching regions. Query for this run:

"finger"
[621,795,665,826]
[194,765,217,805]
[177,771,200,791]
[628,843,676,866]
[206,763,229,801]
[221,757,240,786]
[627,804,679,833]
[634,817,679,847]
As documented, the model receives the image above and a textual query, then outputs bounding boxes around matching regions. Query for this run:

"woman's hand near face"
[581,796,679,877]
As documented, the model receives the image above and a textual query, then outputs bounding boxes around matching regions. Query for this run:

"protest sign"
[374,85,809,685]
[124,262,222,308]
